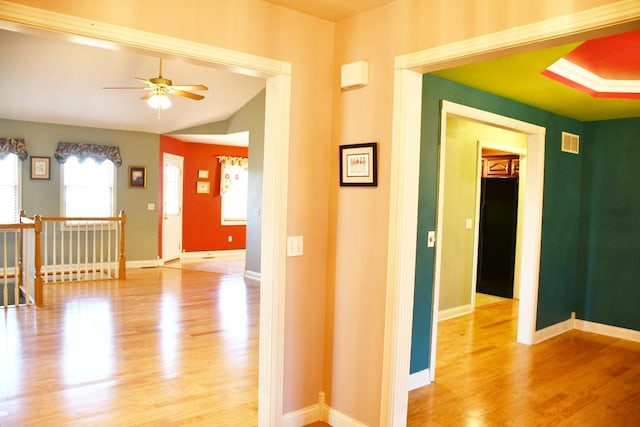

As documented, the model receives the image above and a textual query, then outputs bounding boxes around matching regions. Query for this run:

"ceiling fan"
[104,58,208,111]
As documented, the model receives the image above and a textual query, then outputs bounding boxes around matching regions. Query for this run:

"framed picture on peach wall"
[339,142,377,186]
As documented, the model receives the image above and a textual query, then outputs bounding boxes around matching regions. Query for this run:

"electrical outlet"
[228,235,233,242]
[287,236,303,257]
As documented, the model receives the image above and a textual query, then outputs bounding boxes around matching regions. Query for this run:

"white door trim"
[0,3,292,426]
[382,2,639,425]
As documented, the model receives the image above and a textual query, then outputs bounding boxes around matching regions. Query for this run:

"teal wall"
[411,75,584,374]
[578,118,640,330]
[1,118,159,261]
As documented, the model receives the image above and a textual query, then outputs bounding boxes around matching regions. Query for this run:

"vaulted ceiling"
[0,1,638,139]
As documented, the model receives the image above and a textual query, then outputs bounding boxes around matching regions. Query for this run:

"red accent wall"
[159,135,248,257]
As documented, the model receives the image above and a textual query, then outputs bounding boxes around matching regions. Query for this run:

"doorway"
[0,6,292,426]
[473,141,528,307]
[432,103,545,379]
[162,153,184,263]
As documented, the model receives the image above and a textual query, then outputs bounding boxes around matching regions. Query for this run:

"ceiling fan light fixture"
[147,93,171,110]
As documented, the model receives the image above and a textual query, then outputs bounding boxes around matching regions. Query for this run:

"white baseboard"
[326,406,368,427]
[244,269,261,283]
[281,403,320,427]
[125,259,160,268]
[438,304,472,321]
[282,392,367,427]
[575,319,640,343]
[534,316,574,344]
[180,249,245,260]
[408,368,430,391]
[534,313,640,344]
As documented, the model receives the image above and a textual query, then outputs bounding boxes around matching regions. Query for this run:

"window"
[62,156,115,219]
[221,168,248,225]
[219,156,248,225]
[0,153,20,224]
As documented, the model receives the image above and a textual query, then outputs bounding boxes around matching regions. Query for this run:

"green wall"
[578,118,640,330]
[411,74,584,374]
[227,89,265,275]
[0,118,159,261]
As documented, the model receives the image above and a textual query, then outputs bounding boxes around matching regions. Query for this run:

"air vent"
[561,132,580,154]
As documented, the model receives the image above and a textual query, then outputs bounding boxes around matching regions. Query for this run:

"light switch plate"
[287,236,303,257]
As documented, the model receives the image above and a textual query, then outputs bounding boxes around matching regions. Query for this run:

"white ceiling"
[0,28,266,136]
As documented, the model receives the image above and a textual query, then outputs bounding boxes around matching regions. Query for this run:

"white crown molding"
[396,0,640,72]
[0,0,291,77]
[546,58,640,93]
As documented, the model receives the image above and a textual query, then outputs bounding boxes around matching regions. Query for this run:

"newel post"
[33,215,44,306]
[119,210,126,279]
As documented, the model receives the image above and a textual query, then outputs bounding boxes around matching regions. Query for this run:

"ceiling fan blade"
[135,77,155,86]
[103,86,149,90]
[170,84,208,91]
[140,92,154,100]
[172,89,205,101]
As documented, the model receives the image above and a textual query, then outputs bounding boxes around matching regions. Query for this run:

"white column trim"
[379,68,423,426]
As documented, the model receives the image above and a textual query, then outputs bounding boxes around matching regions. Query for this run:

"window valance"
[218,155,248,193]
[0,137,28,160]
[54,142,122,166]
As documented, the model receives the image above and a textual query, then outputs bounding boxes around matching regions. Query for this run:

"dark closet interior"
[476,154,519,298]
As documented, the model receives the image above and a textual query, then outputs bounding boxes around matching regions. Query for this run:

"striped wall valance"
[54,142,122,166]
[0,137,28,160]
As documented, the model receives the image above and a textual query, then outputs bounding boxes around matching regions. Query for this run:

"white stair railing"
[20,211,127,285]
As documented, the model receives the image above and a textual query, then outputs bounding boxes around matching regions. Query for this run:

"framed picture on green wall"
[129,166,146,188]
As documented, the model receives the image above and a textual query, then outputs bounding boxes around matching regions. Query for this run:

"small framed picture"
[30,156,50,180]
[198,169,209,179]
[339,142,377,186]
[196,181,210,194]
[129,166,146,188]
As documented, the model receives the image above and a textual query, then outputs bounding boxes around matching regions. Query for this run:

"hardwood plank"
[0,264,259,426]
[408,299,640,426]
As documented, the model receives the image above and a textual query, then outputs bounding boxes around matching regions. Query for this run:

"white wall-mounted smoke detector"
[341,60,369,89]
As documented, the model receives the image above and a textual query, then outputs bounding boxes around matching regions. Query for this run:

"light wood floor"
[3,265,639,426]
[408,299,640,426]
[1,260,259,426]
